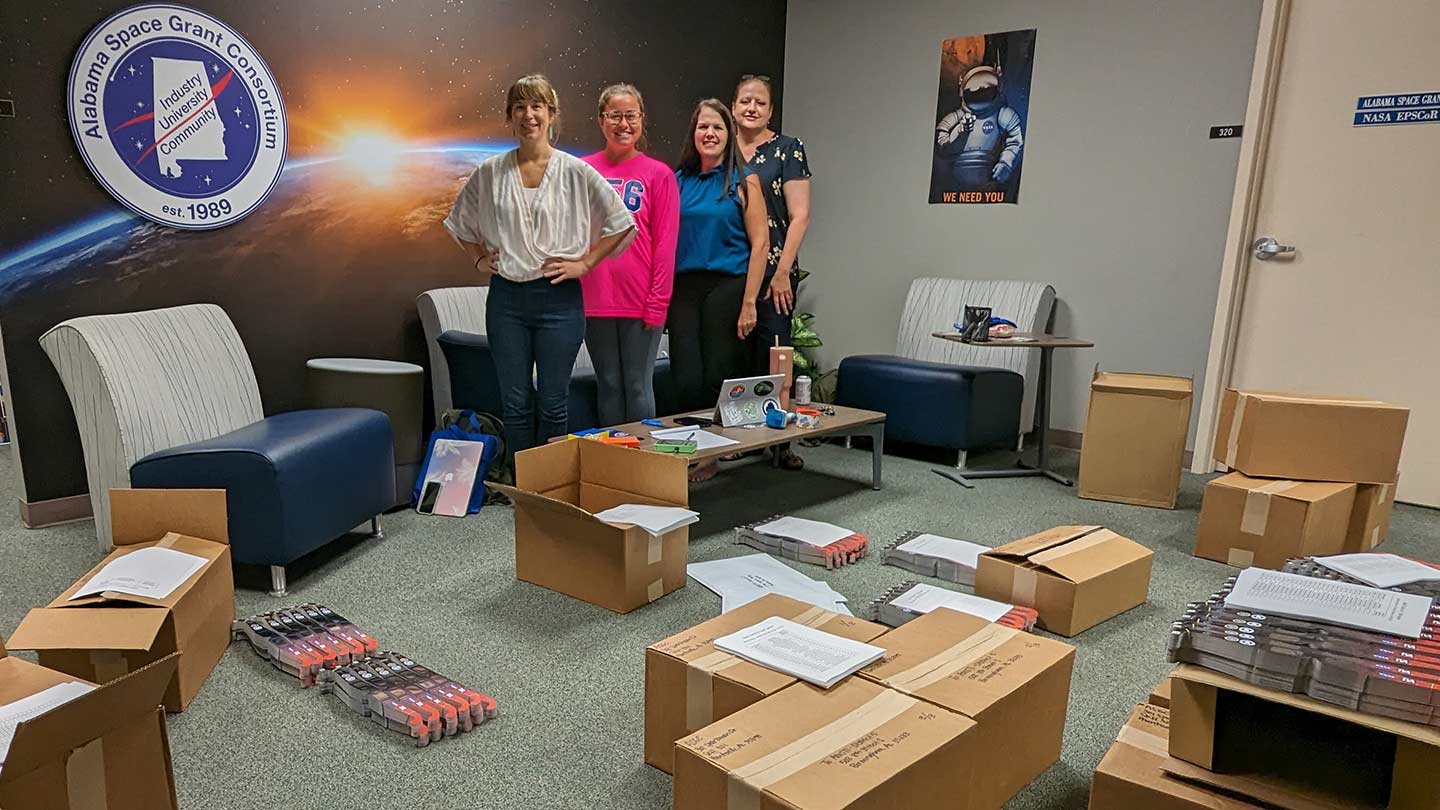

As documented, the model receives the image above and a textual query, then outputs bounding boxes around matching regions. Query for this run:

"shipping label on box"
[1079,370,1193,510]
[673,678,978,810]
[491,440,691,613]
[974,526,1153,637]
[644,593,887,774]
[1194,473,1356,570]
[7,489,233,711]
[0,646,180,810]
[858,608,1075,810]
[1213,389,1408,484]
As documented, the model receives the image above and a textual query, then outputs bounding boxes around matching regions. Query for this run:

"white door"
[1224,0,1440,506]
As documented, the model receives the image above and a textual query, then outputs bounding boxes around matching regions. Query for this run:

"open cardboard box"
[1167,664,1440,810]
[673,678,978,810]
[490,439,690,613]
[7,489,233,712]
[644,593,888,774]
[974,526,1154,637]
[1194,473,1356,569]
[859,608,1075,810]
[1213,389,1408,484]
[0,637,179,810]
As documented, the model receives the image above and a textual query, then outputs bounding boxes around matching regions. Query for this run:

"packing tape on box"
[66,737,109,810]
[1011,568,1038,608]
[1240,480,1299,535]
[682,607,836,731]
[648,535,663,565]
[884,624,1019,693]
[1369,526,1381,549]
[725,689,919,810]
[1226,548,1255,568]
[1029,528,1116,566]
[90,650,130,684]
[647,579,664,602]
[1223,393,1250,467]
[1116,720,1169,758]
[1379,483,1394,504]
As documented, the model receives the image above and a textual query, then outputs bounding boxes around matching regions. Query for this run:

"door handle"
[1253,236,1296,261]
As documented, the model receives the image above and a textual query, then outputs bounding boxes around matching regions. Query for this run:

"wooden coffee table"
[606,404,887,490]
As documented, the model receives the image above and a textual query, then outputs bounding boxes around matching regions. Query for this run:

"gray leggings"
[585,317,664,425]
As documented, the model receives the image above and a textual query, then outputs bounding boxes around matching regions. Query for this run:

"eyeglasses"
[601,111,643,123]
[739,74,772,83]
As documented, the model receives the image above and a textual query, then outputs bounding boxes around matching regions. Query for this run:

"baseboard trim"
[1045,428,1195,468]
[19,494,94,529]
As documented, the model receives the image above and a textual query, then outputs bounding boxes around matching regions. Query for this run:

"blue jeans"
[486,276,586,451]
[585,317,663,425]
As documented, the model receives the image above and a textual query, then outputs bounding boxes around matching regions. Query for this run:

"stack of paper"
[649,426,739,451]
[866,581,1038,631]
[1168,566,1440,727]
[1304,553,1440,597]
[0,681,96,770]
[734,515,869,569]
[713,616,886,689]
[68,546,208,601]
[593,504,700,536]
[686,554,851,615]
[879,531,988,585]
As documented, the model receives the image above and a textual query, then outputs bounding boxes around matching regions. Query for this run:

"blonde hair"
[506,74,560,142]
[596,83,647,152]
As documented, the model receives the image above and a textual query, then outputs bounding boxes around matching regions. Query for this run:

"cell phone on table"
[673,415,714,427]
[416,481,442,515]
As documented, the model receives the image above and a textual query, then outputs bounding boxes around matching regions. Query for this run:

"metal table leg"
[957,346,1074,486]
[868,422,884,490]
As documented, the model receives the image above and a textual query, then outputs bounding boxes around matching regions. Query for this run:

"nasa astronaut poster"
[929,29,1037,205]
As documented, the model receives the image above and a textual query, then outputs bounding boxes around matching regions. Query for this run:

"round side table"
[306,357,425,505]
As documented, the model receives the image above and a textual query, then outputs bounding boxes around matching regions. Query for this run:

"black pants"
[747,270,795,374]
[667,271,750,412]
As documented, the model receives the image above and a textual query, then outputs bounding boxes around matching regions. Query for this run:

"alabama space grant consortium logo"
[68,4,287,229]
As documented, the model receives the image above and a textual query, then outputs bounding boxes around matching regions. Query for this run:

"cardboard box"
[858,607,1075,810]
[1090,702,1266,810]
[1213,389,1408,484]
[490,439,690,613]
[1193,473,1356,569]
[1168,664,1440,810]
[974,526,1154,637]
[0,640,180,810]
[1149,673,1173,709]
[7,489,233,712]
[673,677,978,810]
[1079,371,1193,509]
[643,593,888,774]
[1345,480,1398,552]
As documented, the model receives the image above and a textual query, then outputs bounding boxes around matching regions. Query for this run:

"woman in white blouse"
[445,75,636,450]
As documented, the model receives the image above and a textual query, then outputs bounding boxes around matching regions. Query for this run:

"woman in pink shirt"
[581,84,680,424]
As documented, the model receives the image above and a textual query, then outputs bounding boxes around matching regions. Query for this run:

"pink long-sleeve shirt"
[579,151,679,327]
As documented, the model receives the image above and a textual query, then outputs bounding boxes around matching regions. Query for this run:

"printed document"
[1225,568,1434,639]
[753,516,853,548]
[714,616,885,688]
[0,681,96,771]
[687,554,848,614]
[69,546,208,601]
[1316,553,1440,589]
[890,582,1014,623]
[649,426,740,451]
[895,534,987,569]
[593,504,699,536]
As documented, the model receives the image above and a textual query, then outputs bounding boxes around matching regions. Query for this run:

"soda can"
[794,375,812,406]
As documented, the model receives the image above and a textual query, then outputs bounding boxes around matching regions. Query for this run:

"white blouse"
[444,149,636,283]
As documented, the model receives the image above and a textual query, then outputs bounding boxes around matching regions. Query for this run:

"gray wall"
[784,0,1262,441]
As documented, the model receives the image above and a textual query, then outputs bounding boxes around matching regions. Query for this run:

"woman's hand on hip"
[737,300,758,339]
[542,256,590,284]
[765,271,794,315]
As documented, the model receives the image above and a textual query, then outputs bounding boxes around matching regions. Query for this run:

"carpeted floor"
[1,442,1436,810]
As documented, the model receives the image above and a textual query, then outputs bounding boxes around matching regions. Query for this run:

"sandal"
[720,448,765,463]
[688,460,721,483]
[773,446,805,471]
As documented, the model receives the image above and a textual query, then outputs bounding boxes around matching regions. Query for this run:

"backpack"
[413,409,505,514]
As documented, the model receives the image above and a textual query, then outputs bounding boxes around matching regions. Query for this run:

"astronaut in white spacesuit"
[935,64,1024,191]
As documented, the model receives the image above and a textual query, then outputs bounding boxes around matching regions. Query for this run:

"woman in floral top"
[733,74,812,470]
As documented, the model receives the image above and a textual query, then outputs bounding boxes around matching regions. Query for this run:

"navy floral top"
[745,132,811,276]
